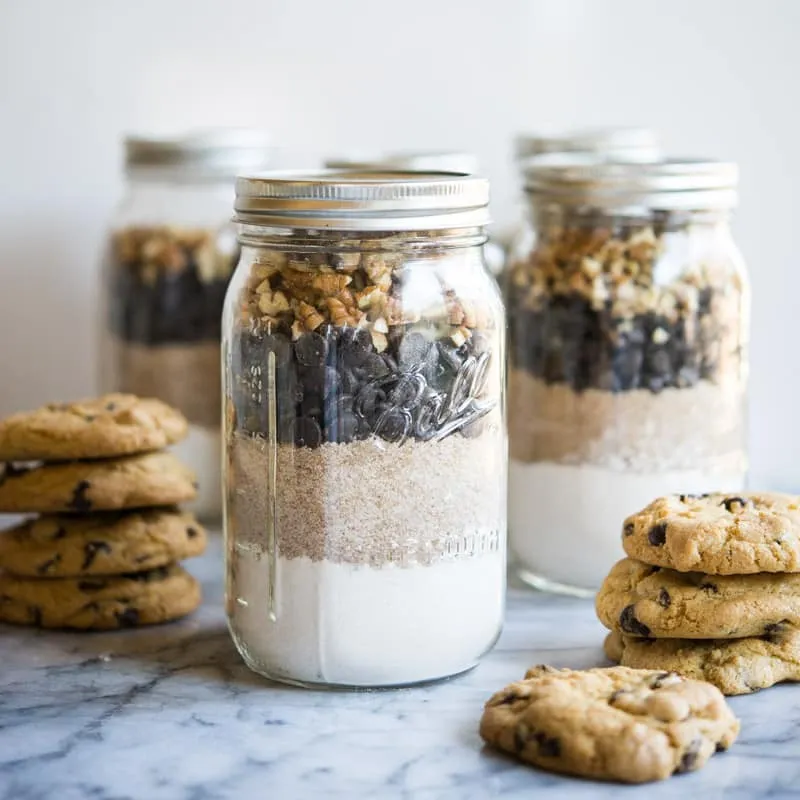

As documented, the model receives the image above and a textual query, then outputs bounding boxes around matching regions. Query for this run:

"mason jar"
[506,156,749,595]
[223,170,507,687]
[100,130,274,520]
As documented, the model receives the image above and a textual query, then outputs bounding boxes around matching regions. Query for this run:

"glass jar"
[325,151,506,277]
[100,130,275,520]
[506,157,749,595]
[223,171,506,688]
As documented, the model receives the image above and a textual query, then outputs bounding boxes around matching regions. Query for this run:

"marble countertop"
[2,535,799,800]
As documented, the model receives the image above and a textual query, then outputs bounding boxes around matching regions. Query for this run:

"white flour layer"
[228,549,505,687]
[509,460,746,591]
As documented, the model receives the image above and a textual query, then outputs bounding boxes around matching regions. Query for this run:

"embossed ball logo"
[354,350,496,445]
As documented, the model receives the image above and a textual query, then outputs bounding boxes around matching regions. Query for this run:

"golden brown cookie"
[605,630,800,696]
[0,394,188,462]
[0,564,201,629]
[596,557,800,639]
[622,492,800,575]
[0,452,197,513]
[480,665,739,783]
[0,508,206,577]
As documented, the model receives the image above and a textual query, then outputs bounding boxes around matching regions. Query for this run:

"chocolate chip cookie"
[0,394,188,462]
[597,557,800,639]
[480,665,739,783]
[622,492,800,575]
[0,452,197,513]
[0,564,201,629]
[0,508,206,577]
[605,630,800,695]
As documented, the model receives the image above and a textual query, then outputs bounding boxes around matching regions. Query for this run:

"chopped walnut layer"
[238,240,489,346]
[509,223,741,321]
[112,225,237,284]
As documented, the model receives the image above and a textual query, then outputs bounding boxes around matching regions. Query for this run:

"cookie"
[0,564,201,629]
[597,557,800,640]
[0,452,197,513]
[605,630,800,695]
[622,492,800,575]
[0,394,188,462]
[479,665,739,783]
[0,508,206,577]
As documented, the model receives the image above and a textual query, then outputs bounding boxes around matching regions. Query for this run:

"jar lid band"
[125,129,275,179]
[515,127,660,162]
[524,155,739,210]
[234,170,491,230]
[325,151,480,175]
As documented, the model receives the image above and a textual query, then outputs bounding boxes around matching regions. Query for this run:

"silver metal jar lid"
[524,154,739,210]
[125,129,275,179]
[515,127,660,163]
[234,170,491,230]
[325,151,480,175]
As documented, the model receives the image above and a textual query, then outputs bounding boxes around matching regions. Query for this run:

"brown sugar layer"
[508,369,745,472]
[109,339,221,429]
[229,425,505,566]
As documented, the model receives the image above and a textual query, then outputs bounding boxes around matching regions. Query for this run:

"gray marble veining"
[1,535,800,799]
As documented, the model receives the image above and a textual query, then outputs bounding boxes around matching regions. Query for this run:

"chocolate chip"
[764,620,789,639]
[83,415,96,422]
[67,480,92,513]
[623,522,635,537]
[82,540,112,570]
[721,496,748,513]
[287,416,322,449]
[649,671,675,689]
[105,402,117,411]
[0,462,33,486]
[534,732,561,758]
[619,605,651,637]
[699,582,719,594]
[495,691,518,706]
[398,332,433,370]
[30,606,42,626]
[37,554,61,575]
[295,332,328,367]
[115,607,140,628]
[715,740,728,753]
[647,523,668,546]
[186,527,199,539]
[125,566,169,582]
[513,728,527,753]
[339,327,372,367]
[78,579,108,592]
[50,527,67,540]
[679,493,709,503]
[675,738,702,774]
[658,588,671,608]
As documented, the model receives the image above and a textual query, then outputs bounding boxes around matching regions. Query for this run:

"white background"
[0,0,797,489]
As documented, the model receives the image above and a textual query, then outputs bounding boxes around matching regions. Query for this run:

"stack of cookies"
[597,492,800,695]
[0,394,207,629]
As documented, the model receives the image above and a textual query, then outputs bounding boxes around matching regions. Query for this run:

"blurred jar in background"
[506,156,749,595]
[500,127,662,262]
[100,130,275,521]
[325,151,506,276]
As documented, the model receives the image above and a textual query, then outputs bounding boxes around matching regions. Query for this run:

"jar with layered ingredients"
[223,171,507,687]
[506,157,749,594]
[100,130,275,520]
